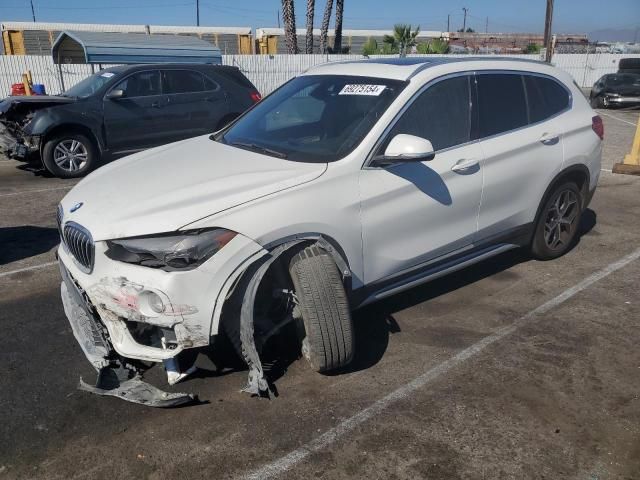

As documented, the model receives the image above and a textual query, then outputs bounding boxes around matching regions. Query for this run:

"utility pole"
[277,10,281,28]
[447,14,450,32]
[462,7,468,32]
[485,17,488,33]
[30,0,36,22]
[196,0,200,26]
[543,0,554,62]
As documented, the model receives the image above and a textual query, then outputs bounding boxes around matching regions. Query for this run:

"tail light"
[592,115,604,140]
[250,91,262,103]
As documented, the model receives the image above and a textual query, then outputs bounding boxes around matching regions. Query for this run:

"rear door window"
[524,75,570,123]
[380,75,472,152]
[476,73,528,138]
[114,70,161,98]
[162,70,206,94]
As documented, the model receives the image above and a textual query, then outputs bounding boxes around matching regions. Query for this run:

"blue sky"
[1,0,638,34]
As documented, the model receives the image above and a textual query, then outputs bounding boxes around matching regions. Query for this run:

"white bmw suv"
[57,58,603,406]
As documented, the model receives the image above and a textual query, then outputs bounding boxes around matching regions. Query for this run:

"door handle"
[539,132,559,145]
[151,101,162,108]
[451,158,479,172]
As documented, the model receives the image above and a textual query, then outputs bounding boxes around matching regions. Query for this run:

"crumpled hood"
[60,135,327,241]
[0,95,76,115]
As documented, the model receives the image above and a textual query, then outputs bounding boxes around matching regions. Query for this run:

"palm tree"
[306,0,315,53]
[383,24,420,57]
[319,0,333,54]
[333,0,344,53]
[282,0,298,54]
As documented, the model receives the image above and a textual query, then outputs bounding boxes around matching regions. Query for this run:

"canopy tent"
[51,30,222,64]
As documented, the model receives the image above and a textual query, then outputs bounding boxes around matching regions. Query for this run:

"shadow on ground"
[0,225,59,265]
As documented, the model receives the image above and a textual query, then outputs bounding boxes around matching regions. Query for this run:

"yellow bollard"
[612,114,640,175]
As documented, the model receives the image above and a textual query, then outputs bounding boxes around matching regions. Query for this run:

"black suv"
[0,64,260,178]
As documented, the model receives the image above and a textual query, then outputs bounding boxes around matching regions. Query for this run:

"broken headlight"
[105,228,237,270]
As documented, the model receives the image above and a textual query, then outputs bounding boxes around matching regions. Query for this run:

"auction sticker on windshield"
[339,84,386,96]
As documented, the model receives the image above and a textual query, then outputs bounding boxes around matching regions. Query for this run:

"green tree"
[362,38,379,55]
[416,38,449,54]
[383,24,420,57]
[524,43,541,54]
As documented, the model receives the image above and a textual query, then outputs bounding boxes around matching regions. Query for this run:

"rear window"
[215,67,256,89]
[477,73,528,138]
[524,75,570,123]
[162,70,206,94]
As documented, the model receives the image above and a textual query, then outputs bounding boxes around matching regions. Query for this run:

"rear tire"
[289,245,354,372]
[42,132,98,178]
[531,182,583,260]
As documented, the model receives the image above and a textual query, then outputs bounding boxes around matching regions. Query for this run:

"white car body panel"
[57,57,602,367]
[62,135,327,241]
[358,141,484,284]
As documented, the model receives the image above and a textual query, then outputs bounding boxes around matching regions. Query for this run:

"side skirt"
[352,223,533,309]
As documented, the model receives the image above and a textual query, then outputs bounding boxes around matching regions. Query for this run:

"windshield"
[62,70,117,98]
[219,75,406,162]
[605,74,640,86]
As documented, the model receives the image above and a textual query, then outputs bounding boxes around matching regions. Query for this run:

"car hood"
[60,135,327,241]
[0,95,76,115]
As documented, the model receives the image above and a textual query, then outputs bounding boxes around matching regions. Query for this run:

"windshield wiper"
[229,141,288,159]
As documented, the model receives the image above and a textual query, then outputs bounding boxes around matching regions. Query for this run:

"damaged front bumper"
[59,261,195,407]
[57,232,268,406]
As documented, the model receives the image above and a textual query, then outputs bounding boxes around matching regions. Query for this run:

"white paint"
[597,110,638,127]
[239,247,640,480]
[0,261,58,279]
[0,186,72,197]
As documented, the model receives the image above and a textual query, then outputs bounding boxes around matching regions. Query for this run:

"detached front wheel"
[42,133,97,178]
[289,245,354,372]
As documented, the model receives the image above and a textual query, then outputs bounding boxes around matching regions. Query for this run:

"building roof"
[1,21,147,33]
[255,28,445,39]
[51,31,222,64]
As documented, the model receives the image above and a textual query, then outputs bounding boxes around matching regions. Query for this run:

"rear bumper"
[606,95,640,105]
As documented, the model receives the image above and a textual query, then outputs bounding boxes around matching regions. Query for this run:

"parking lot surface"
[1,109,639,480]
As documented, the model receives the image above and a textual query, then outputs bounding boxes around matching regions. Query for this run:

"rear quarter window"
[524,75,570,123]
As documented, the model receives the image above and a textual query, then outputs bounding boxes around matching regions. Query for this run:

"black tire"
[42,132,98,178]
[289,245,354,372]
[531,182,583,260]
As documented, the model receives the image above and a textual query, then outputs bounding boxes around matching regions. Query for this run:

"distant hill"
[588,28,639,43]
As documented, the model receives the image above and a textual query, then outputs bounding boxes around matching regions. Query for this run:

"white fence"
[1,53,639,97]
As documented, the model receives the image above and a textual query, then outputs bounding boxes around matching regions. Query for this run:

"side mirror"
[374,134,435,166]
[105,89,124,100]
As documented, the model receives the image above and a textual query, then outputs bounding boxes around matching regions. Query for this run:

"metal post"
[462,7,468,32]
[543,0,554,63]
[30,0,36,22]
[447,14,450,32]
[196,0,200,26]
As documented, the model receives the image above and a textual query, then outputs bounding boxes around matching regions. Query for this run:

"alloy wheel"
[543,189,579,250]
[53,139,88,172]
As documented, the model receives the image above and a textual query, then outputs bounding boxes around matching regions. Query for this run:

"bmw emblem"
[70,202,83,213]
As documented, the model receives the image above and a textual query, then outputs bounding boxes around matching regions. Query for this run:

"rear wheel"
[42,132,98,178]
[289,245,354,372]
[531,182,583,260]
